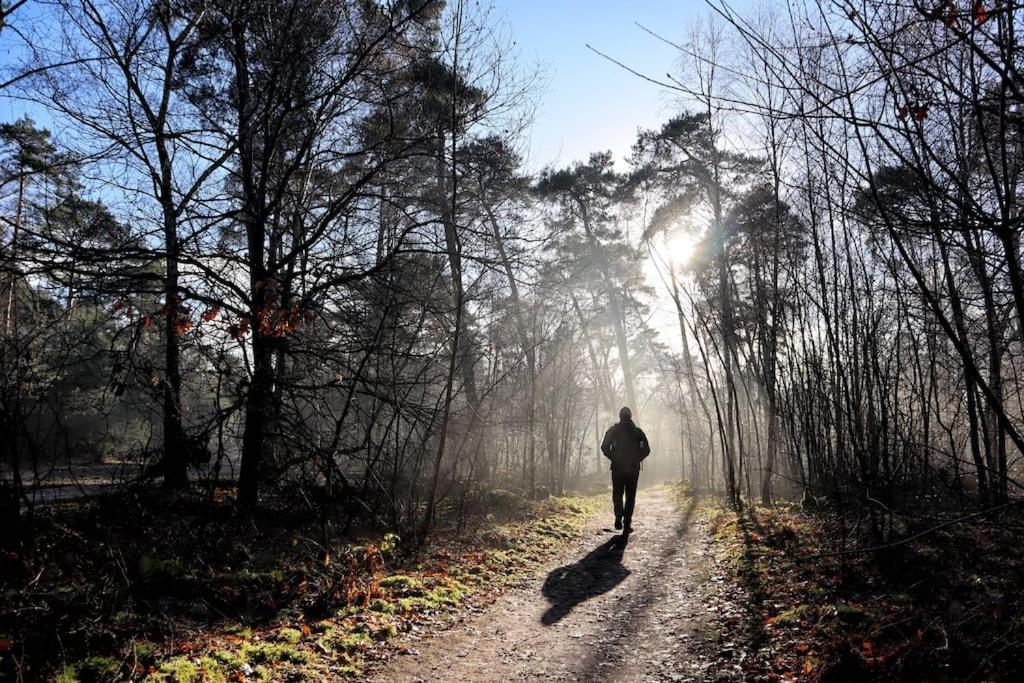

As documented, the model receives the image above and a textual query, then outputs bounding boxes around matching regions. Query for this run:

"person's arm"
[637,428,651,460]
[601,427,615,459]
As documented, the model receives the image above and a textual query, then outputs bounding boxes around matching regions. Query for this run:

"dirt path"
[369,486,718,682]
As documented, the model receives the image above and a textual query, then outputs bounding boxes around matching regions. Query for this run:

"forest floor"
[366,487,1024,682]
[367,486,718,682]
[2,485,608,682]
[6,483,1024,681]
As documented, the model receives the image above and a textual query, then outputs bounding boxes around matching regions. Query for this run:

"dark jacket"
[601,419,651,474]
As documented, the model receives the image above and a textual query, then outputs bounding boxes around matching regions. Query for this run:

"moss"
[196,657,229,683]
[248,664,273,682]
[560,499,584,514]
[276,627,303,644]
[240,641,306,665]
[712,517,740,542]
[367,598,396,614]
[772,603,813,626]
[48,492,598,683]
[209,648,244,671]
[313,625,338,654]
[55,668,79,683]
[332,631,372,651]
[671,480,694,502]
[530,515,577,540]
[426,580,466,606]
[481,488,523,513]
[224,624,253,639]
[397,596,435,612]
[131,638,158,663]
[152,656,199,683]
[312,620,334,633]
[60,656,120,683]
[379,575,425,595]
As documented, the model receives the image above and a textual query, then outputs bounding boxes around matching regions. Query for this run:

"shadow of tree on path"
[540,534,630,625]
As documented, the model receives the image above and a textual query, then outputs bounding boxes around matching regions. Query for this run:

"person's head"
[618,406,632,422]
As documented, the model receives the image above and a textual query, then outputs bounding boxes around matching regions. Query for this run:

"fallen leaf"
[973,0,988,22]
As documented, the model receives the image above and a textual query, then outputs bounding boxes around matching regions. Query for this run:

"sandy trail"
[369,486,716,682]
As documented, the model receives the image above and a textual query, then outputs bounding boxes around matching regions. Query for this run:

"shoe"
[623,519,632,534]
[614,517,622,530]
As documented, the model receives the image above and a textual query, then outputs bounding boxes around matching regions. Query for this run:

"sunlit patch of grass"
[239,640,306,665]
[148,656,200,683]
[55,656,120,683]
[378,574,425,595]
[275,627,302,644]
[769,603,813,626]
[126,493,600,681]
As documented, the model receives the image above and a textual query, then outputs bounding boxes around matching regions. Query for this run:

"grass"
[687,487,1024,681]
[9,487,600,681]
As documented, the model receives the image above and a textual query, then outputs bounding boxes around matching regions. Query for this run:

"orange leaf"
[0,639,12,652]
[973,0,988,22]
[300,624,312,638]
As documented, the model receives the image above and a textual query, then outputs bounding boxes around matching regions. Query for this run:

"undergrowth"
[686,484,1024,682]
[0,488,599,682]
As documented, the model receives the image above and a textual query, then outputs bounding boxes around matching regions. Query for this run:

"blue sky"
[495,1,717,171]
[0,1,730,172]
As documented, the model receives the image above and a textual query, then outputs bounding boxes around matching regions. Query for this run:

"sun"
[663,231,699,268]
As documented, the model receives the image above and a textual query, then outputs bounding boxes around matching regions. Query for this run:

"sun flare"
[664,231,699,268]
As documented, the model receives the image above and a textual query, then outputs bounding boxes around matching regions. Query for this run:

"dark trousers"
[611,467,640,523]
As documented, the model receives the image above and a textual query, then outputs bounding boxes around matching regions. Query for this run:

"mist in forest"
[2,0,1024,678]
[0,0,1021,529]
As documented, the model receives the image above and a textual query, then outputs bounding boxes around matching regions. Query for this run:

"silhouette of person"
[540,535,629,624]
[600,406,650,533]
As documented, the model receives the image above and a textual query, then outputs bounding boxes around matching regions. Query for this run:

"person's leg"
[623,471,639,531]
[611,469,625,528]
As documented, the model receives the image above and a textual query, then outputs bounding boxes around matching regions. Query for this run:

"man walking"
[600,406,650,533]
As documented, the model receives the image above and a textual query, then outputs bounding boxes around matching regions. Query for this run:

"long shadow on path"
[540,534,631,625]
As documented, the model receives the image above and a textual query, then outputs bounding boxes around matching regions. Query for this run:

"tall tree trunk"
[161,207,187,488]
[576,197,637,411]
[485,206,538,494]
[1,168,25,547]
[937,237,989,504]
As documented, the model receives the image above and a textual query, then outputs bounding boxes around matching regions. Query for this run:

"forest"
[1,0,1023,680]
